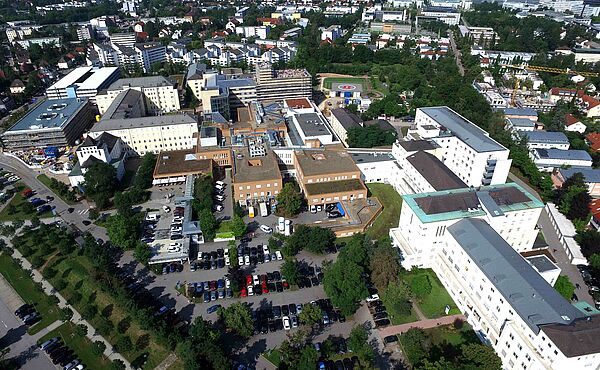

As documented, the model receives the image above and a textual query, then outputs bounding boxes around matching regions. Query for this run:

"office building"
[519,131,570,150]
[329,108,362,146]
[294,149,367,206]
[389,183,544,268]
[349,151,397,184]
[1,98,94,150]
[409,106,512,187]
[46,67,120,102]
[232,146,282,206]
[255,62,311,102]
[96,76,180,115]
[136,42,167,73]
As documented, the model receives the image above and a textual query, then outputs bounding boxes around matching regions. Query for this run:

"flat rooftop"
[154,149,213,178]
[396,139,437,152]
[90,113,197,132]
[449,218,585,334]
[406,151,466,191]
[233,148,282,184]
[295,150,359,176]
[285,98,312,109]
[6,98,87,133]
[419,106,507,153]
[404,182,544,223]
[305,179,366,196]
[102,89,143,120]
[526,255,559,273]
[106,76,175,90]
[331,82,364,93]
[520,131,569,144]
[295,113,334,137]
[535,148,592,161]
[350,152,395,164]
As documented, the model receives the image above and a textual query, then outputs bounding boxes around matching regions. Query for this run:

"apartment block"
[294,150,367,206]
[436,218,600,370]
[409,106,511,187]
[255,62,311,102]
[389,183,544,268]
[97,76,180,115]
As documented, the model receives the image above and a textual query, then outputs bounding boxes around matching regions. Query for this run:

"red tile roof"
[550,87,578,96]
[586,132,600,151]
[564,114,581,127]
[580,93,600,109]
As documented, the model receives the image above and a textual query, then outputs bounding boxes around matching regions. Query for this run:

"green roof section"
[402,182,544,224]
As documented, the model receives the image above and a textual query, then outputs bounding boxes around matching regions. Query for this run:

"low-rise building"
[1,98,94,150]
[564,114,586,133]
[349,151,396,184]
[328,108,362,147]
[321,25,343,41]
[232,146,282,206]
[530,148,593,171]
[389,183,544,268]
[503,107,538,121]
[505,117,536,134]
[294,149,367,206]
[525,254,561,286]
[69,132,126,187]
[519,131,570,150]
[552,166,600,197]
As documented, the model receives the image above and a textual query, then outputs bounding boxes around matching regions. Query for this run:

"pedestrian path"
[377,314,465,338]
[1,231,133,369]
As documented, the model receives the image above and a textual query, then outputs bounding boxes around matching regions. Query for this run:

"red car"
[282,281,290,290]
[260,274,267,284]
[246,275,253,286]
[261,281,269,294]
[240,288,247,297]
[209,280,217,291]
[22,188,33,198]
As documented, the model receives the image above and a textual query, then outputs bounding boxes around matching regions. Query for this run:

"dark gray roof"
[80,132,120,152]
[295,113,334,138]
[350,152,394,164]
[406,151,466,191]
[186,63,208,80]
[541,316,600,357]
[330,108,362,130]
[503,107,538,117]
[448,219,585,334]
[102,89,143,120]
[107,76,175,90]
[396,140,437,152]
[90,113,197,132]
[526,255,557,273]
[521,131,569,144]
[535,148,592,161]
[419,107,506,153]
[364,118,394,132]
[558,167,600,183]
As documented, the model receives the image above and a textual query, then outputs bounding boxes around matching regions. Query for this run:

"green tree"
[348,325,374,366]
[460,343,502,370]
[381,281,413,318]
[410,273,432,299]
[218,302,254,338]
[284,225,335,255]
[323,257,368,316]
[59,307,73,321]
[230,215,247,237]
[556,172,591,223]
[370,242,401,291]
[281,258,300,285]
[106,214,140,250]
[400,328,429,365]
[589,253,600,271]
[298,303,322,326]
[110,359,126,370]
[347,124,397,148]
[134,153,157,189]
[554,275,575,300]
[91,341,106,356]
[133,242,152,265]
[115,336,132,353]
[199,208,218,240]
[276,181,304,217]
[75,323,88,337]
[296,345,319,370]
[82,162,118,209]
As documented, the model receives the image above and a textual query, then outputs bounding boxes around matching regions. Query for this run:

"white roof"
[48,66,119,91]
[49,67,92,89]
[79,67,119,89]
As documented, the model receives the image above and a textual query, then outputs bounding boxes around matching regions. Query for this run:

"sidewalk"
[377,314,465,338]
[2,231,133,369]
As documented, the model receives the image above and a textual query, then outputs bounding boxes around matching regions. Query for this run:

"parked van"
[145,212,160,221]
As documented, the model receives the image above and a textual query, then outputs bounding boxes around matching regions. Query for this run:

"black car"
[275,318,283,331]
[310,277,319,286]
[289,303,297,315]
[334,360,344,370]
[273,306,281,318]
[267,282,276,293]
[268,320,277,332]
[374,306,387,314]
[14,303,33,317]
[217,258,225,268]
[67,207,75,213]
[303,277,312,288]
[23,312,40,325]
[373,312,388,320]
[16,306,35,319]
[44,340,63,353]
[260,320,269,334]
[343,357,354,370]
[374,319,390,328]
[241,237,251,243]
[273,271,281,281]
[49,347,68,362]
[275,282,283,292]
[82,220,91,226]
[266,272,274,282]
[297,278,306,289]
[384,335,398,344]
[281,305,289,316]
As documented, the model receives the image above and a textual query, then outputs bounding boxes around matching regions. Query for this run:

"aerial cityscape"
[1,0,600,369]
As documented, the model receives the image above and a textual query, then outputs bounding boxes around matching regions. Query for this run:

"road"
[448,31,465,77]
[0,154,108,241]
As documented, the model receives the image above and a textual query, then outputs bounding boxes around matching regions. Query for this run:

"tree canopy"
[276,181,304,217]
[554,275,575,301]
[283,225,336,255]
[218,302,254,338]
[82,162,118,209]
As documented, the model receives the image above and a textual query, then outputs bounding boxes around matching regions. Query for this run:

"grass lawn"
[0,183,54,221]
[0,253,61,334]
[424,322,479,347]
[366,183,402,240]
[323,76,367,89]
[405,269,459,319]
[36,174,78,205]
[263,349,282,367]
[37,322,112,370]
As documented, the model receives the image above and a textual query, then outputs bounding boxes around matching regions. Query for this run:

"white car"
[247,285,254,296]
[167,246,180,253]
[8,176,20,182]
[244,255,250,266]
[238,256,244,266]
[215,204,224,212]
[163,206,171,213]
[225,277,231,289]
[282,316,291,330]
[225,257,230,266]
[215,180,225,187]
[215,195,225,201]
[260,225,273,234]
[262,245,269,254]
[224,248,229,257]
[275,250,283,260]
[310,205,317,213]
[366,294,380,302]
[253,274,260,286]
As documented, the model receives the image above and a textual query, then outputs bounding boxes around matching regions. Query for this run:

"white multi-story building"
[76,25,93,41]
[435,218,600,370]
[519,131,570,150]
[418,6,461,26]
[389,183,544,268]
[88,113,198,155]
[236,26,269,39]
[46,67,120,102]
[409,106,512,187]
[530,148,593,171]
[135,42,167,72]
[321,25,343,41]
[349,151,397,184]
[96,76,180,115]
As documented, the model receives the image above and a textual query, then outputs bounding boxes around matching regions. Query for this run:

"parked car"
[282,316,291,330]
[207,304,221,314]
[260,225,273,233]
[384,335,398,344]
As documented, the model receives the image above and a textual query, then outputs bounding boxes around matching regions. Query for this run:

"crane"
[499,64,600,106]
